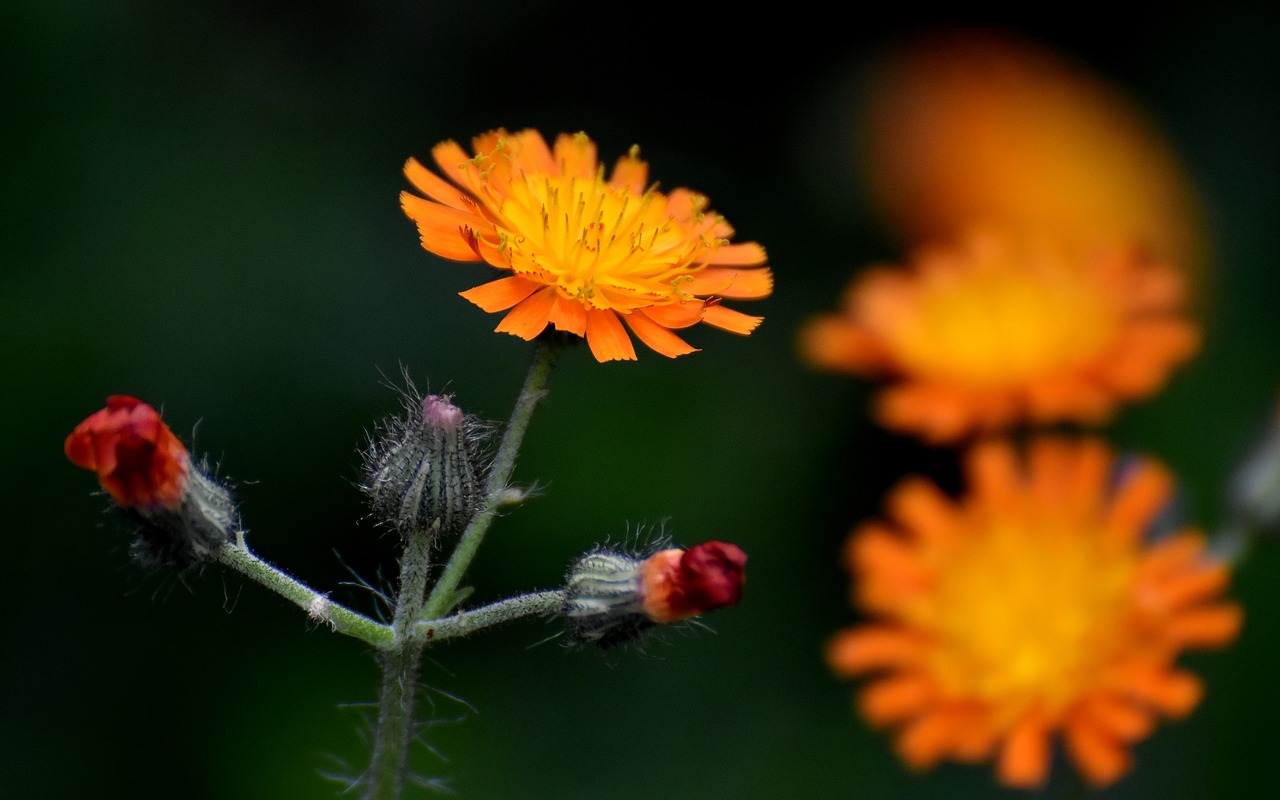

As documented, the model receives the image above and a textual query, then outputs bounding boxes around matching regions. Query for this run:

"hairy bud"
[562,540,747,649]
[361,390,489,542]
[65,395,239,569]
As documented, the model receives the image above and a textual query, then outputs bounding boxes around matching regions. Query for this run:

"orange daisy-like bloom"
[827,437,1242,789]
[400,128,773,362]
[853,26,1210,284]
[798,231,1200,443]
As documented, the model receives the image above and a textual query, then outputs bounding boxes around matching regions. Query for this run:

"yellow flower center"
[885,251,1119,386]
[919,520,1136,718]
[489,173,712,311]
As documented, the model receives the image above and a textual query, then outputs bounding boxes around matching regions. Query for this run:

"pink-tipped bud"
[640,542,748,623]
[362,390,489,541]
[561,539,748,649]
[66,395,238,569]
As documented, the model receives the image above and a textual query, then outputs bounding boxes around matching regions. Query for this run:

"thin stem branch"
[216,540,392,647]
[421,339,562,619]
[413,590,565,645]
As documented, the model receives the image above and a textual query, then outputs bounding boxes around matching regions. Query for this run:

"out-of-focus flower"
[797,231,1200,443]
[853,26,1210,286]
[827,437,1242,788]
[65,394,190,509]
[562,540,747,648]
[66,395,238,568]
[400,128,772,362]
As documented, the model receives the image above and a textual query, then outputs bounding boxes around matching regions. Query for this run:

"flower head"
[401,128,772,361]
[827,437,1242,788]
[798,231,1200,443]
[853,26,1209,281]
[65,394,190,509]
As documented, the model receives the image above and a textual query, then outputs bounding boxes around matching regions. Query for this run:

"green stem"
[366,528,435,800]
[421,339,562,620]
[413,590,565,645]
[216,540,392,647]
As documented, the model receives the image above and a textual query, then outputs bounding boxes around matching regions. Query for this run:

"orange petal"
[552,132,599,179]
[1123,663,1203,718]
[896,708,961,770]
[1143,563,1231,612]
[887,476,958,549]
[1063,437,1112,520]
[966,438,1024,512]
[703,242,769,267]
[495,287,556,340]
[1075,695,1154,742]
[400,193,486,261]
[998,714,1051,789]
[431,139,479,190]
[608,151,649,194]
[876,383,979,444]
[459,276,543,312]
[548,294,588,336]
[1103,458,1174,547]
[684,266,774,298]
[624,310,698,358]
[797,316,894,374]
[403,157,470,210]
[857,673,936,726]
[701,303,763,334]
[1064,713,1132,788]
[583,309,636,362]
[508,128,555,175]
[1165,603,1244,648]
[826,626,929,676]
[644,301,705,329]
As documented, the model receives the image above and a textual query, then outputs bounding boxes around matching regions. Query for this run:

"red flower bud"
[65,395,190,509]
[640,541,747,624]
[66,395,238,569]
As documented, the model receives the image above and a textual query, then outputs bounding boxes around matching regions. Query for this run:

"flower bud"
[65,395,238,569]
[561,540,747,649]
[1226,394,1280,536]
[361,391,488,541]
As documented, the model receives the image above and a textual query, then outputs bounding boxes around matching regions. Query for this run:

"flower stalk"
[216,539,392,647]
[420,336,564,621]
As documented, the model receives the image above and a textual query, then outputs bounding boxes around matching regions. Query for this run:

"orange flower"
[827,437,1242,789]
[400,128,772,361]
[65,395,190,509]
[798,230,1200,443]
[853,26,1210,284]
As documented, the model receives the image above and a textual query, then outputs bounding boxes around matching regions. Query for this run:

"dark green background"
[4,2,1277,798]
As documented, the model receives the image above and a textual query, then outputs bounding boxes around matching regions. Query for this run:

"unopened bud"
[1226,395,1280,535]
[361,391,488,541]
[65,395,238,569]
[561,540,747,649]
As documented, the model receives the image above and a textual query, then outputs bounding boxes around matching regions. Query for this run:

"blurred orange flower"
[400,128,772,362]
[853,26,1210,285]
[827,437,1242,789]
[797,231,1200,443]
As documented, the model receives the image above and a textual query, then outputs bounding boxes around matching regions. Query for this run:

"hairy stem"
[366,527,435,800]
[421,339,562,620]
[216,539,392,647]
[413,590,565,645]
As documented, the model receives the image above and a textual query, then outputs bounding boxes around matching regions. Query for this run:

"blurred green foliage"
[4,1,1278,798]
